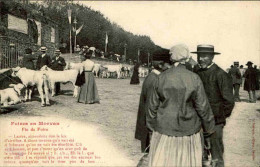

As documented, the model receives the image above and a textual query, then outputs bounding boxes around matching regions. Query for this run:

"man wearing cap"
[244,61,259,103]
[228,62,242,102]
[191,45,235,167]
[36,46,51,70]
[22,48,36,70]
[147,44,215,167]
[50,49,66,95]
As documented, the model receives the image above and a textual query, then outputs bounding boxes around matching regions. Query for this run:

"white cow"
[126,66,131,77]
[0,83,25,106]
[40,65,79,97]
[65,62,83,73]
[92,64,101,77]
[103,64,122,79]
[138,67,149,77]
[99,66,109,78]
[11,67,50,107]
[120,66,130,78]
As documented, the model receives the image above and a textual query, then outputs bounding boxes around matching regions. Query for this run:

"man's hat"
[234,62,239,65]
[25,48,32,54]
[191,45,220,55]
[246,61,253,66]
[40,46,47,52]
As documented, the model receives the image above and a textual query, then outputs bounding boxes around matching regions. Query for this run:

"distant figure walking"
[130,61,140,85]
[239,65,246,87]
[244,61,259,103]
[228,62,242,102]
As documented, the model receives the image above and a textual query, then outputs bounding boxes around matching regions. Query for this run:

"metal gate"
[0,36,32,69]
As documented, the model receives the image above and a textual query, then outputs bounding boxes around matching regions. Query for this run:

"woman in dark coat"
[130,61,140,84]
[135,62,163,154]
[244,61,259,103]
[22,48,35,70]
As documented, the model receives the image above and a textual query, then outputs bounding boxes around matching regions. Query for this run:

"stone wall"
[0,1,59,68]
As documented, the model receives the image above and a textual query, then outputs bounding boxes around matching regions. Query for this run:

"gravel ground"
[0,78,259,167]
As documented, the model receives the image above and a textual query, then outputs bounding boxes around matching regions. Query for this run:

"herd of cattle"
[0,62,149,107]
[65,62,149,79]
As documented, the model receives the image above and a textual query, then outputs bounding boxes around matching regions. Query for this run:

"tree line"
[15,0,170,64]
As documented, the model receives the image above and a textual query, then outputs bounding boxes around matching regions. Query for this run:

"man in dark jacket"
[22,48,35,70]
[244,61,259,103]
[228,62,242,102]
[50,49,66,95]
[191,45,235,167]
[36,46,51,70]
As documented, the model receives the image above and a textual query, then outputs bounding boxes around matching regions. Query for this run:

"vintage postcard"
[0,1,259,167]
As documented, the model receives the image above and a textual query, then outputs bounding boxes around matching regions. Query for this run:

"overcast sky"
[77,1,260,69]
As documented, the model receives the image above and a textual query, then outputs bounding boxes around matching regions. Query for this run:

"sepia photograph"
[0,0,259,166]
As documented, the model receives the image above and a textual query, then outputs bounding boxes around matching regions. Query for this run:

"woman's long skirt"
[130,71,140,84]
[148,131,202,167]
[78,72,100,104]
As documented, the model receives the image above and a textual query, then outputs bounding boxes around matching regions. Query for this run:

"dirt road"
[0,78,259,166]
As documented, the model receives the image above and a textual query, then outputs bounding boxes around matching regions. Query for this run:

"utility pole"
[68,8,72,59]
[105,32,108,53]
[74,17,77,52]
[124,43,127,61]
[138,48,140,63]
[151,54,153,67]
[148,52,150,68]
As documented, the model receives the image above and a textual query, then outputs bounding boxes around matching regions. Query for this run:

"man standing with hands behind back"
[50,49,66,95]
[191,45,235,167]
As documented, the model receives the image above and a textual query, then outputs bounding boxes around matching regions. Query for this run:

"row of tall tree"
[23,0,170,63]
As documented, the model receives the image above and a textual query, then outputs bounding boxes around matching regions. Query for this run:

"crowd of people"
[135,44,259,167]
[18,43,259,167]
[228,61,260,103]
[21,46,100,105]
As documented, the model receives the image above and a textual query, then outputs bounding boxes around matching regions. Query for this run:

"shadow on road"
[240,98,249,102]
[58,90,74,96]
[0,107,18,114]
[30,96,58,106]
